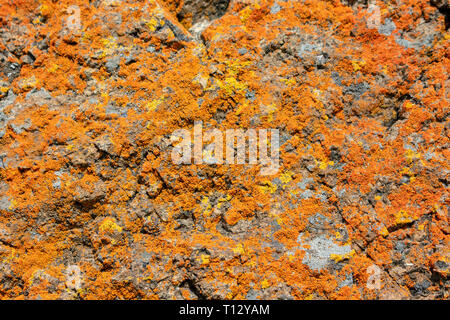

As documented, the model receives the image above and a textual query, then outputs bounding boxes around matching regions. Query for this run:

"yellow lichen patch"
[99,37,119,59]
[218,77,247,96]
[318,161,334,170]
[405,149,421,163]
[281,78,296,86]
[99,217,123,234]
[280,171,294,184]
[39,3,52,19]
[235,101,249,116]
[0,86,9,97]
[48,63,59,74]
[8,199,17,210]
[200,254,210,265]
[261,279,270,289]
[146,97,165,112]
[351,60,366,72]
[233,244,245,255]
[200,196,213,216]
[240,6,253,23]
[378,226,389,237]
[258,181,277,194]
[395,210,416,226]
[330,249,355,263]
[145,17,160,32]
[404,101,416,111]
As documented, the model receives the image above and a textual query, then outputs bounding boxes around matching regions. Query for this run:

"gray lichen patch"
[0,196,11,211]
[297,233,353,271]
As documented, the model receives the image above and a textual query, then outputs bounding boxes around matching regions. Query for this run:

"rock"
[105,56,120,73]
[0,196,11,211]
[0,0,447,300]
[431,0,449,10]
[68,144,100,167]
[94,135,115,155]
[73,181,107,207]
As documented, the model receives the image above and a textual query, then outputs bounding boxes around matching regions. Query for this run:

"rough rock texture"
[0,0,448,299]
